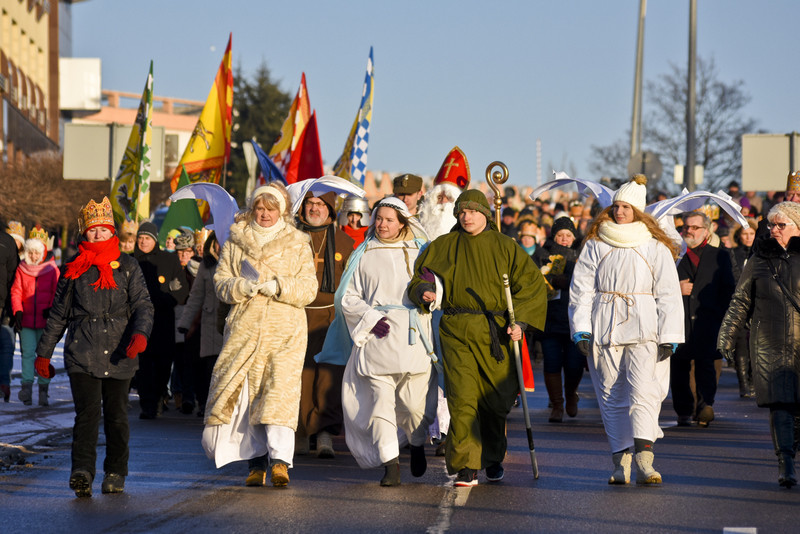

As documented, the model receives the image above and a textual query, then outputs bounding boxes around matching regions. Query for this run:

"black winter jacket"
[36,252,154,379]
[676,243,735,358]
[532,240,579,335]
[717,236,800,406]
[134,246,189,350]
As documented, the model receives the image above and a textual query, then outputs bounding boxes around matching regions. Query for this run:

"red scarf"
[684,238,708,268]
[65,235,121,291]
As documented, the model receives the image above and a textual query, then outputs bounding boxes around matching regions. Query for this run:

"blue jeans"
[20,328,49,385]
[540,333,584,377]
[0,325,13,387]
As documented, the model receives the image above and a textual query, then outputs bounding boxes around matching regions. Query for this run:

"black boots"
[770,409,798,488]
[734,350,753,397]
[410,445,427,477]
[380,458,401,486]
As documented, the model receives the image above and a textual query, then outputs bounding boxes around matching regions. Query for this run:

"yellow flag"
[170,34,233,192]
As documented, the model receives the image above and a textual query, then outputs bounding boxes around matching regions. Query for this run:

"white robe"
[341,238,437,468]
[569,237,684,451]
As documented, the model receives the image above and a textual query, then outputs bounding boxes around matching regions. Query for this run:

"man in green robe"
[408,189,547,486]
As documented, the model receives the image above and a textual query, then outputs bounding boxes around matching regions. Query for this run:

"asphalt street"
[0,366,797,533]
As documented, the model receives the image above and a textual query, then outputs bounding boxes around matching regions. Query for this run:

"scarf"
[299,219,337,293]
[375,226,411,245]
[521,243,537,255]
[597,221,652,249]
[684,238,708,268]
[65,235,121,291]
[250,218,285,246]
[18,258,57,278]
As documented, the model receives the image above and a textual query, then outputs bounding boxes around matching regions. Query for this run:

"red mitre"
[434,146,471,190]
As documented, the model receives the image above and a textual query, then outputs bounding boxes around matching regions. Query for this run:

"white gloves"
[259,279,278,297]
[242,279,261,297]
[242,278,279,298]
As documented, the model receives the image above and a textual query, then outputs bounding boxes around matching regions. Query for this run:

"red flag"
[287,111,324,183]
[521,335,535,392]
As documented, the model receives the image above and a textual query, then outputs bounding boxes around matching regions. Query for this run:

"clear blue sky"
[72,0,800,188]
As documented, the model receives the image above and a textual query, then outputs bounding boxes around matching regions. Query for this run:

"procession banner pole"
[503,274,539,479]
[487,162,538,477]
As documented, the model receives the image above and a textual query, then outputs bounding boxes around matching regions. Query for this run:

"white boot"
[608,451,632,484]
[635,450,662,485]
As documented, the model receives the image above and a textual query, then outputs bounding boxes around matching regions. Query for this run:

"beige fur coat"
[206,219,318,428]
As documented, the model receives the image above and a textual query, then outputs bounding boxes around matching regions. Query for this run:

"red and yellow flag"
[268,73,311,184]
[170,34,233,192]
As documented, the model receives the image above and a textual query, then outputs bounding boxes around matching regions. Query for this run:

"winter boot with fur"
[18,382,33,406]
[635,451,662,485]
[608,450,632,484]
[544,373,564,422]
[38,383,49,407]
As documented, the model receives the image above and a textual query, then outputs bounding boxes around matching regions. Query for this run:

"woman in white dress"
[202,182,317,488]
[339,196,437,486]
[569,175,684,485]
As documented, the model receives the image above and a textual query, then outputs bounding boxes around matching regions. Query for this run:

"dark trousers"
[540,333,584,377]
[194,355,218,413]
[136,349,173,416]
[671,355,718,417]
[69,372,131,478]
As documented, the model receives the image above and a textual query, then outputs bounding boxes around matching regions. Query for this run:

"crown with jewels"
[698,203,720,221]
[119,219,139,237]
[6,221,25,242]
[28,225,50,250]
[787,170,800,192]
[78,197,114,234]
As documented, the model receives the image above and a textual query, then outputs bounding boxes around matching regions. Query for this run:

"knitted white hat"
[768,201,800,229]
[613,174,648,211]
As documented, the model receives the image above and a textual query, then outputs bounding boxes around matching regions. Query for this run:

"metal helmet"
[337,195,371,227]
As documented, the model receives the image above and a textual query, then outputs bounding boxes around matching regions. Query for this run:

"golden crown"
[119,219,139,237]
[194,227,211,246]
[699,203,720,220]
[78,197,114,234]
[787,170,800,192]
[6,220,25,239]
[28,225,49,249]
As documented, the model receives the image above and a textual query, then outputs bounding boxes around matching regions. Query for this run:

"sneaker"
[454,468,478,487]
[69,470,93,498]
[485,463,504,482]
[245,469,266,487]
[101,473,125,494]
[271,463,290,487]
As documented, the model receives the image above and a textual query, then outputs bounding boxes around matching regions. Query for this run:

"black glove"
[719,348,734,365]
[42,307,50,319]
[13,311,23,333]
[657,343,677,362]
[573,332,592,358]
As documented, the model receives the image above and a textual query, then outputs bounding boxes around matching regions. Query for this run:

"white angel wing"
[169,183,240,246]
[646,189,748,227]
[287,175,366,216]
[529,171,616,208]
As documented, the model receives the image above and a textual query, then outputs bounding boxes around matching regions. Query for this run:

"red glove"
[126,334,148,359]
[370,317,390,339]
[35,356,53,379]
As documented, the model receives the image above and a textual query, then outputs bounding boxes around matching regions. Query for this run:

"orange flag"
[268,73,311,183]
[170,34,233,192]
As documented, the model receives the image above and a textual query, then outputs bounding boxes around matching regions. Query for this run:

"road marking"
[426,480,472,534]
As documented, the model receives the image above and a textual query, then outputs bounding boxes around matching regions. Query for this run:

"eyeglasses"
[767,222,796,231]
[678,225,705,233]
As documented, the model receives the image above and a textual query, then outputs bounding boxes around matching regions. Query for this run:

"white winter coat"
[569,238,684,346]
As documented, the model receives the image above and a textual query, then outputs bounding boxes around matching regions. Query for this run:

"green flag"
[158,166,204,248]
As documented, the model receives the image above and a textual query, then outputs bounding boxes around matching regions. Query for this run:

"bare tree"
[590,57,759,194]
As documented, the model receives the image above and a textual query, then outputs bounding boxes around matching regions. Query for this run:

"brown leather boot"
[544,373,564,423]
[564,370,583,418]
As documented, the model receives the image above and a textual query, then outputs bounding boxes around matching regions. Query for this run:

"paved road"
[0,366,797,533]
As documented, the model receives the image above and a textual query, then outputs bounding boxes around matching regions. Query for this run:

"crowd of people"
[1,153,799,497]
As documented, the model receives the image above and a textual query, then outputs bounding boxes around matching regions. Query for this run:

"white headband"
[250,184,286,214]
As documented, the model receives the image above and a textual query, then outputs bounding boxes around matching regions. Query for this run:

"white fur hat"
[613,174,648,211]
[768,201,800,229]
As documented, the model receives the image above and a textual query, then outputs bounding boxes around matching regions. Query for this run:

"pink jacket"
[11,258,60,329]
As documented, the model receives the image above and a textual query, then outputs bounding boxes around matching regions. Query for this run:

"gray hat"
[137,221,158,242]
[174,228,195,250]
